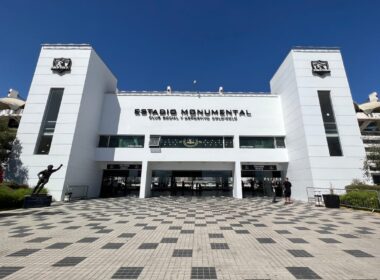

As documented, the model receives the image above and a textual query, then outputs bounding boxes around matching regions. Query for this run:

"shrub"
[345,184,380,191]
[0,185,47,210]
[340,190,380,209]
[1,181,29,190]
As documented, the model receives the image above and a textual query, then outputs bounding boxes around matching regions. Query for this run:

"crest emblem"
[51,58,72,73]
[311,60,330,76]
[183,138,199,148]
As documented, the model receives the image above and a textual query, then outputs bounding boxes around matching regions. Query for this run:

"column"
[233,161,243,199]
[139,161,151,198]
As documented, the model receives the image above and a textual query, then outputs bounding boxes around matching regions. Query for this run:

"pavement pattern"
[0,197,379,280]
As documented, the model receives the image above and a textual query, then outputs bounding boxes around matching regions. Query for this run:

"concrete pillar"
[233,161,243,199]
[139,161,151,198]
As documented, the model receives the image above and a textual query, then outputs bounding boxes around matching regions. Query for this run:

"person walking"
[32,164,63,195]
[283,177,292,204]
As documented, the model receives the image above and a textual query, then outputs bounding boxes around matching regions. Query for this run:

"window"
[149,136,161,148]
[98,135,144,148]
[318,91,343,156]
[35,88,64,154]
[151,136,233,148]
[275,137,286,148]
[326,136,343,156]
[239,137,284,148]
[224,137,234,148]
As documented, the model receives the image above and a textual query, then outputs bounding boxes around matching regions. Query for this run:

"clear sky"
[0,0,379,102]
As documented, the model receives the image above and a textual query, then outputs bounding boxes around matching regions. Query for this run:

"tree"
[0,119,28,184]
[5,138,29,184]
[363,145,380,182]
[0,119,16,164]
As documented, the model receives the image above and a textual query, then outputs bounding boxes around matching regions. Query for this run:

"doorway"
[100,169,141,197]
[150,170,233,197]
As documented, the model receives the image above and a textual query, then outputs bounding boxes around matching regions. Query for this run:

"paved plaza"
[0,197,379,280]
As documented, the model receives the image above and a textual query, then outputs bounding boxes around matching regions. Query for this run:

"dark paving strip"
[286,267,322,279]
[319,238,341,244]
[257,238,276,244]
[77,237,99,243]
[173,249,193,257]
[96,229,113,233]
[118,233,136,238]
[275,230,291,234]
[112,267,144,279]
[210,243,229,249]
[161,238,178,243]
[288,238,308,244]
[64,226,81,230]
[53,257,86,267]
[191,267,217,279]
[338,234,358,239]
[0,266,24,279]
[138,243,159,249]
[46,242,72,249]
[10,233,34,238]
[7,249,40,257]
[288,250,314,257]
[209,233,224,238]
[102,243,125,249]
[26,237,51,243]
[143,226,157,230]
[235,230,250,234]
[343,250,374,258]
[180,230,194,234]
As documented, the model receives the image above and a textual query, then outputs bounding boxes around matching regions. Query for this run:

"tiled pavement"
[0,197,379,280]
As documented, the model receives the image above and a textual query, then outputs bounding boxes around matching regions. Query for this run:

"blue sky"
[0,0,379,102]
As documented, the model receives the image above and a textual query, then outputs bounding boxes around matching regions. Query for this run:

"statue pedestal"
[23,194,52,208]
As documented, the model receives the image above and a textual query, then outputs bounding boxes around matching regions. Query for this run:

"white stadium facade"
[16,44,366,201]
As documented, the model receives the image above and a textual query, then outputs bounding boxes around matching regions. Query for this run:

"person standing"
[283,177,292,204]
[271,178,277,203]
[32,164,63,195]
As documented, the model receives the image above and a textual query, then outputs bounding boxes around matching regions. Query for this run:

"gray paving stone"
[111,267,144,279]
[52,257,86,267]
[286,267,322,279]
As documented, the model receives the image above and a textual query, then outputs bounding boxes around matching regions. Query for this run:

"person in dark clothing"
[283,177,292,204]
[32,164,63,195]
[271,179,278,203]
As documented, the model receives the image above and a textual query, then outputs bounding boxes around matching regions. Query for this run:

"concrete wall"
[17,45,92,200]
[271,49,365,200]
[63,50,117,199]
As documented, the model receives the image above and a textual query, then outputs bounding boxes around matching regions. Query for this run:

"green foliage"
[1,181,29,189]
[0,183,47,210]
[345,184,380,191]
[340,190,380,209]
[0,119,16,164]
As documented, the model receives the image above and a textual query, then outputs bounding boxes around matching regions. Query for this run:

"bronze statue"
[32,164,63,195]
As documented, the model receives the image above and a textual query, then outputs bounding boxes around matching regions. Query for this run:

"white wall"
[97,93,288,164]
[17,45,93,200]
[63,50,117,199]
[271,49,366,200]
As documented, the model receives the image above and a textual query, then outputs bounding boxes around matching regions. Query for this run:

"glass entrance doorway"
[151,170,233,197]
[241,166,283,198]
[100,168,141,197]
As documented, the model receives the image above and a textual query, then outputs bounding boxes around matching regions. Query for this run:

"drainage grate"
[210,243,229,249]
[173,249,193,257]
[191,267,217,279]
